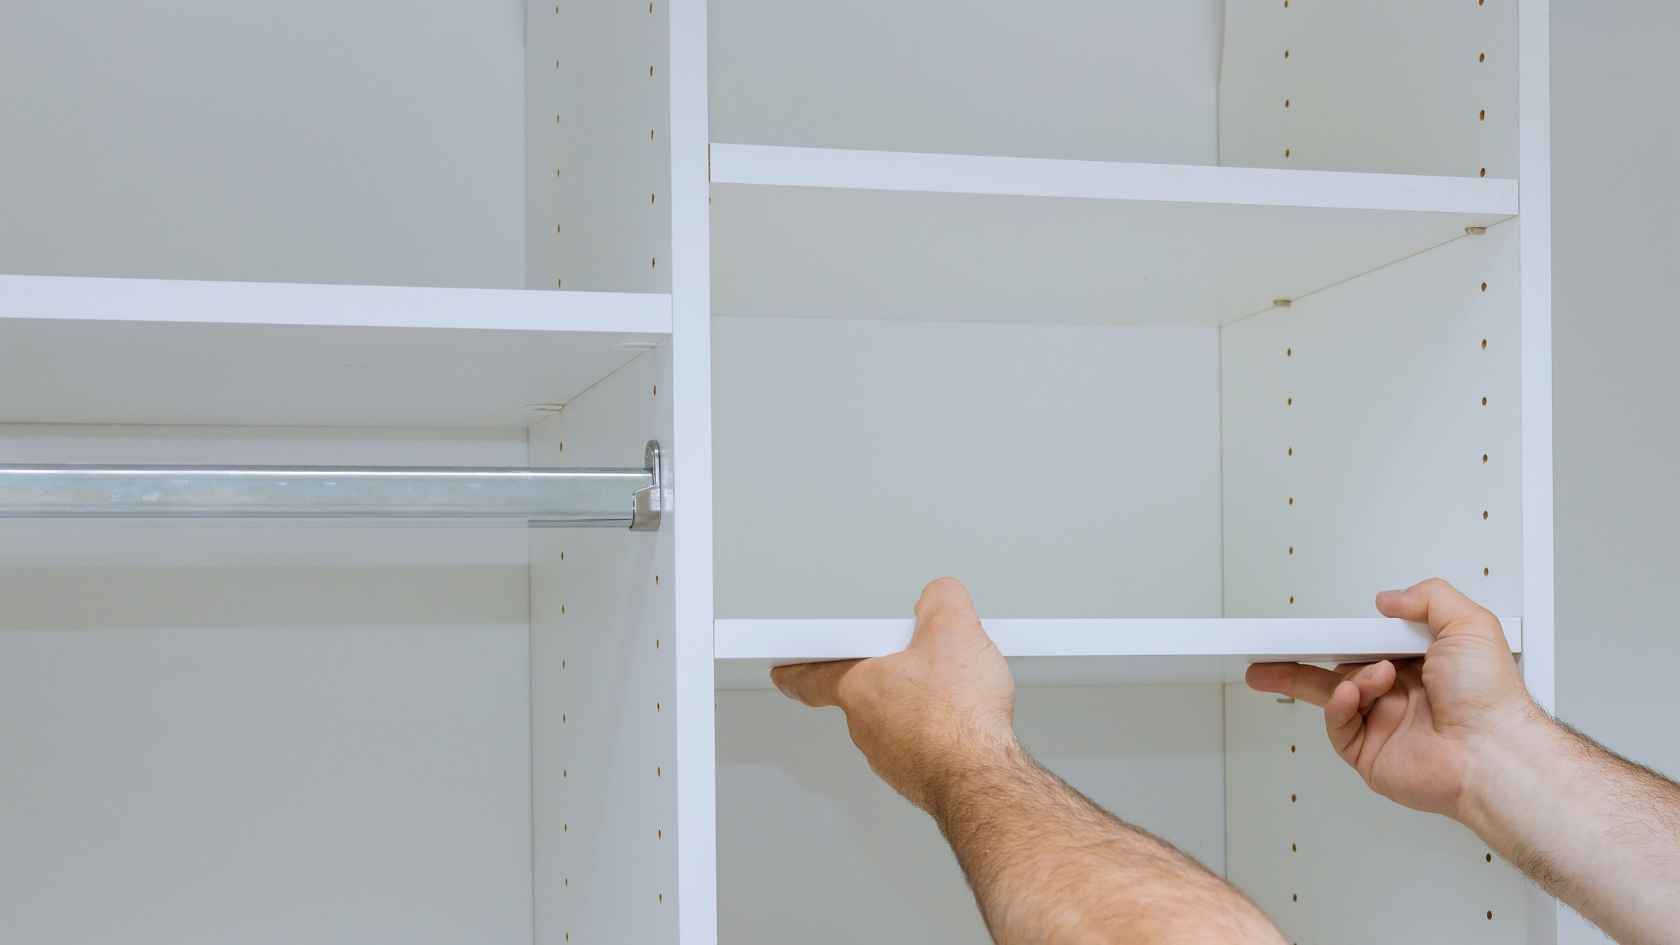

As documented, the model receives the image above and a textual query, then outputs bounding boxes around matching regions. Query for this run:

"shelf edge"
[0,274,674,334]
[710,143,1520,216]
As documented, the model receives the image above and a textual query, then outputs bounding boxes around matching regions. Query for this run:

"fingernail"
[1380,589,1407,597]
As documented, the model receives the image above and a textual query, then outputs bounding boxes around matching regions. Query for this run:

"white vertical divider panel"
[1222,223,1523,619]
[529,348,676,945]
[1225,685,1529,943]
[1220,0,1517,179]
[527,0,671,293]
[670,0,718,937]
[1517,0,1557,940]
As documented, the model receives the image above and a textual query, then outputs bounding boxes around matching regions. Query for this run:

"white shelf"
[0,275,671,428]
[710,144,1518,326]
[714,617,1523,688]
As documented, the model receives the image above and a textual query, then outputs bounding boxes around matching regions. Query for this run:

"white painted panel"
[712,616,1522,689]
[528,0,671,293]
[711,145,1519,215]
[709,0,1221,165]
[711,182,1510,325]
[1222,222,1523,618]
[717,685,1225,945]
[0,1,525,289]
[712,317,1223,619]
[0,426,533,945]
[1220,0,1518,179]
[530,347,678,945]
[1225,683,1529,943]
[669,0,721,936]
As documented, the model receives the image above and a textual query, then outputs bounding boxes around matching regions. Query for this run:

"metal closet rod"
[0,441,664,530]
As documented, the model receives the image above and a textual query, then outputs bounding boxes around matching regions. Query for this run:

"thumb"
[770,659,863,708]
[1375,578,1506,647]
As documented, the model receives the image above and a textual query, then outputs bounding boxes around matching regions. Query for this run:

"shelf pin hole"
[1481,168,1487,177]
[1483,454,1489,463]
[1480,109,1486,121]
[1466,226,1486,235]
[1484,511,1489,520]
[1484,567,1491,576]
[1482,338,1488,349]
[1480,53,1486,62]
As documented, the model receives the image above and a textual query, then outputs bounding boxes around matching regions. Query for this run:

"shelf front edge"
[714,617,1523,664]
[0,274,673,334]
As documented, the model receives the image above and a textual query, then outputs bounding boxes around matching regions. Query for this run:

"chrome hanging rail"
[0,441,663,530]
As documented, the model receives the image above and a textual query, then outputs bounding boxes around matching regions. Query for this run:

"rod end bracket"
[631,440,662,531]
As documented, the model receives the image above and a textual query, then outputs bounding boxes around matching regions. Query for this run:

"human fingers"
[1245,662,1344,707]
[1374,579,1506,646]
[909,576,984,648]
[770,659,863,708]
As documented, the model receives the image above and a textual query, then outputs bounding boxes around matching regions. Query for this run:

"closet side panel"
[530,345,678,945]
[528,0,673,292]
[1220,0,1517,179]
[1225,684,1529,943]
[1221,223,1522,619]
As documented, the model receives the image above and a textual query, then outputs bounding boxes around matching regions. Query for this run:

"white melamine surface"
[710,181,1511,325]
[0,1,526,289]
[1225,684,1530,944]
[711,145,1519,215]
[717,685,1226,945]
[0,426,534,944]
[709,0,1222,166]
[713,617,1522,689]
[0,278,671,428]
[712,317,1223,620]
[0,275,671,332]
[1221,222,1522,618]
[530,348,677,945]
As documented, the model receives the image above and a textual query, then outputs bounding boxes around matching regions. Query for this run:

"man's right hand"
[1244,578,1539,823]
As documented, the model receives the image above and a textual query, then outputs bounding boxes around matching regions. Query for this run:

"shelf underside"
[0,277,670,428]
[714,617,1523,688]
[710,146,1516,325]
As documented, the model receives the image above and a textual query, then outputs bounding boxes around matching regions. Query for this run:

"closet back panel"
[717,684,1226,945]
[709,0,1222,165]
[0,425,534,944]
[711,316,1223,620]
[0,1,526,289]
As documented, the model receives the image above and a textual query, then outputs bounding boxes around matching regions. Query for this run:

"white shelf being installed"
[709,144,1518,326]
[714,617,1523,688]
[0,275,672,428]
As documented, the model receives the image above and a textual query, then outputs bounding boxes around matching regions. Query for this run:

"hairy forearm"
[1461,710,1680,944]
[926,743,1283,945]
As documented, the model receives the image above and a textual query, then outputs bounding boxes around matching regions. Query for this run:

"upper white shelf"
[710,144,1518,326]
[0,275,671,429]
[714,617,1523,688]
[711,144,1518,215]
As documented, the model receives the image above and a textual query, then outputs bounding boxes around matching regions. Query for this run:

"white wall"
[1551,2,1680,942]
[0,425,536,945]
[0,1,526,289]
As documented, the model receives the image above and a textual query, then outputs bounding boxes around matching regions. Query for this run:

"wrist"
[919,734,1032,820]
[1456,700,1565,837]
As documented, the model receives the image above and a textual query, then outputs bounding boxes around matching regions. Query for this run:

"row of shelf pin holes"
[1281,730,1500,928]
[1277,0,1497,177]
[549,2,661,289]
[1279,256,1496,607]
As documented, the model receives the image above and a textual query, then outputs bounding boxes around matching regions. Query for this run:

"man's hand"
[770,576,1016,812]
[1250,579,1680,945]
[1246,578,1539,821]
[772,578,1285,944]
